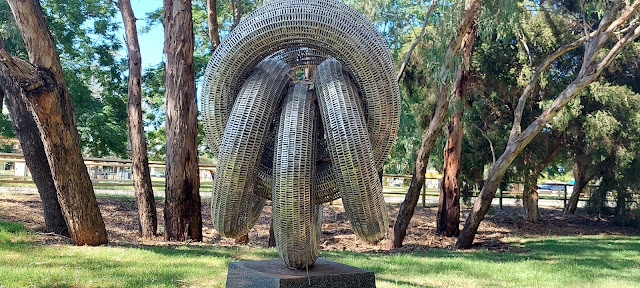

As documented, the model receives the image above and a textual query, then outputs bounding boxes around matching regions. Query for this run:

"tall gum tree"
[116,0,158,239]
[2,0,107,246]
[437,16,477,237]
[0,33,67,236]
[393,0,483,248]
[163,0,202,241]
[457,0,640,248]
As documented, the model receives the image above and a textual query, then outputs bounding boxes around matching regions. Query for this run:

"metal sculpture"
[202,0,400,270]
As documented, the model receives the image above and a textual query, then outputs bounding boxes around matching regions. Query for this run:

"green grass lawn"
[1,220,639,288]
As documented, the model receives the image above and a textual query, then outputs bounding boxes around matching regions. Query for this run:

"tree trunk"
[163,0,202,242]
[436,16,475,237]
[565,153,590,214]
[3,81,69,236]
[268,217,276,247]
[393,90,448,248]
[393,0,483,248]
[206,0,220,51]
[457,0,640,247]
[231,0,241,30]
[522,165,540,222]
[117,0,158,239]
[437,116,462,236]
[4,0,107,246]
[0,35,67,236]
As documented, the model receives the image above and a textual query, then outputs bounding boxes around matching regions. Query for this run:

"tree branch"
[396,0,438,82]
[475,125,495,164]
[598,18,640,71]
[207,0,221,51]
[509,31,595,141]
[438,0,482,83]
[458,0,640,249]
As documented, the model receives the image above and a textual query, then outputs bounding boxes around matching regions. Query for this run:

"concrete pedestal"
[225,258,376,288]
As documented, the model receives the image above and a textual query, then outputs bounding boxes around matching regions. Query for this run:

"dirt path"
[1,193,637,252]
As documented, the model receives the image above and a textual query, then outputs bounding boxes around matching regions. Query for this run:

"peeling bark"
[394,0,482,247]
[0,34,67,236]
[5,0,107,246]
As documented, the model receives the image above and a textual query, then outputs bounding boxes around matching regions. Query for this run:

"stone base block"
[225,258,376,288]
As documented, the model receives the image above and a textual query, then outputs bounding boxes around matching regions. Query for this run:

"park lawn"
[1,220,639,288]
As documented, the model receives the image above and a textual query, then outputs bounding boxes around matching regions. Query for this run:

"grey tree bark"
[117,0,158,239]
[163,0,202,241]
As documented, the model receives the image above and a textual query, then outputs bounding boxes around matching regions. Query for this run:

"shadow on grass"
[319,236,640,286]
[2,218,640,287]
[112,242,279,261]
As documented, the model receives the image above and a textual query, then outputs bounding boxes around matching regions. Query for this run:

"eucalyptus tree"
[163,0,202,242]
[116,0,158,239]
[1,0,108,245]
[1,0,129,158]
[40,0,128,158]
[394,0,483,248]
[0,0,67,236]
[564,39,640,215]
[458,0,640,248]
[0,0,131,238]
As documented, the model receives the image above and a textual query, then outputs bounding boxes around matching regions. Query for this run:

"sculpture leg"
[254,104,340,204]
[211,59,292,238]
[315,59,389,242]
[273,83,322,269]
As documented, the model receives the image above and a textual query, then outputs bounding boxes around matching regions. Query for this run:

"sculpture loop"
[201,0,400,169]
[203,0,400,270]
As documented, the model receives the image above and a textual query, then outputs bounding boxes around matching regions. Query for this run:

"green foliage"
[1,0,129,158]
[139,0,265,160]
[573,83,640,219]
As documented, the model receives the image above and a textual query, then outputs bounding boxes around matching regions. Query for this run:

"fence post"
[563,184,567,209]
[498,186,503,209]
[422,181,426,208]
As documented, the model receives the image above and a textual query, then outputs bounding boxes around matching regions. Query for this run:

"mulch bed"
[1,193,637,252]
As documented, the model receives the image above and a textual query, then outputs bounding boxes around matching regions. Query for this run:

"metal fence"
[1,152,633,209]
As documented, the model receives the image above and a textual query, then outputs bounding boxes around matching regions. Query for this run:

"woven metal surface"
[273,84,323,269]
[253,119,340,204]
[204,0,399,270]
[315,59,389,242]
[201,0,400,169]
[270,47,328,72]
[211,59,292,238]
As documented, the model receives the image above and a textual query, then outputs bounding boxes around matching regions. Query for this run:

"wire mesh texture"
[273,83,323,270]
[315,59,389,242]
[203,0,399,270]
[253,47,340,204]
[211,59,292,238]
[201,0,400,169]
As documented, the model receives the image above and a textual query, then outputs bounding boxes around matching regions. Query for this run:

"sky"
[117,0,165,70]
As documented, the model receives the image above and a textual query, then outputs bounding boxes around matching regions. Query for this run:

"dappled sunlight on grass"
[0,221,639,287]
[320,236,640,288]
